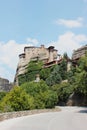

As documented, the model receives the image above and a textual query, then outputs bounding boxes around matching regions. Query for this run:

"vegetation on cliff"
[18,61,43,85]
[18,56,68,86]
[0,53,87,112]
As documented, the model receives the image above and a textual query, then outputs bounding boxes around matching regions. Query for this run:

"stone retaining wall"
[0,108,60,122]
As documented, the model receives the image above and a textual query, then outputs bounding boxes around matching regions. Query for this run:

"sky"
[0,0,87,82]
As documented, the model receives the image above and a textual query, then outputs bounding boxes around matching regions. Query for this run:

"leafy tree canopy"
[0,91,7,101]
[73,54,87,95]
[21,80,58,108]
[51,82,73,105]
[46,65,62,86]
[0,87,34,112]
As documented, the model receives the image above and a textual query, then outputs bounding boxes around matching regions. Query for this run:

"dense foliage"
[18,61,43,85]
[0,87,34,112]
[18,61,55,85]
[46,58,67,86]
[0,81,58,112]
[46,65,62,86]
[21,80,58,109]
[51,82,74,105]
[0,92,7,101]
[40,68,50,80]
[73,54,87,95]
[0,53,87,112]
[59,59,67,80]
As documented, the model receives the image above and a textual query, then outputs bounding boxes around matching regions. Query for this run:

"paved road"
[0,107,87,130]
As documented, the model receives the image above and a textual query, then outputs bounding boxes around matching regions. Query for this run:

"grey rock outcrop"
[72,44,87,60]
[0,77,13,92]
[67,92,87,106]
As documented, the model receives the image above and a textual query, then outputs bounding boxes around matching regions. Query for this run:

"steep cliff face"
[72,44,87,60]
[14,45,58,85]
[0,77,13,92]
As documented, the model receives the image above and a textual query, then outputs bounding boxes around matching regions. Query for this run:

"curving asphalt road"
[0,107,87,130]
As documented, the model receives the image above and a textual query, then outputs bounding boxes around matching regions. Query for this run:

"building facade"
[15,45,58,85]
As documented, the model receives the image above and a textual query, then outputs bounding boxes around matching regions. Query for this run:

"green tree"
[74,70,87,95]
[59,59,67,80]
[44,90,58,108]
[40,68,50,80]
[46,65,62,86]
[67,66,76,83]
[63,52,69,60]
[21,80,58,108]
[0,91,7,101]
[73,54,87,96]
[0,87,34,112]
[21,80,49,96]
[52,82,73,105]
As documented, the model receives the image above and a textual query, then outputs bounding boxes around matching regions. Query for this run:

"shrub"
[52,82,74,105]
[0,91,7,101]
[0,87,34,112]
[21,80,58,108]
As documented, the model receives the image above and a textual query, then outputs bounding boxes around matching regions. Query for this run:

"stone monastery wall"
[15,45,58,84]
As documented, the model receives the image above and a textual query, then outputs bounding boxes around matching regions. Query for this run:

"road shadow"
[79,110,87,113]
[78,108,87,113]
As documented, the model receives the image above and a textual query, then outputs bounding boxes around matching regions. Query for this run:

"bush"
[72,54,87,96]
[44,90,58,108]
[52,82,74,105]
[0,87,34,112]
[21,80,58,108]
[0,91,7,101]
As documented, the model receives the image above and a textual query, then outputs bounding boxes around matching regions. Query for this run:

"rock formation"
[72,44,87,61]
[0,77,13,92]
[14,45,59,85]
